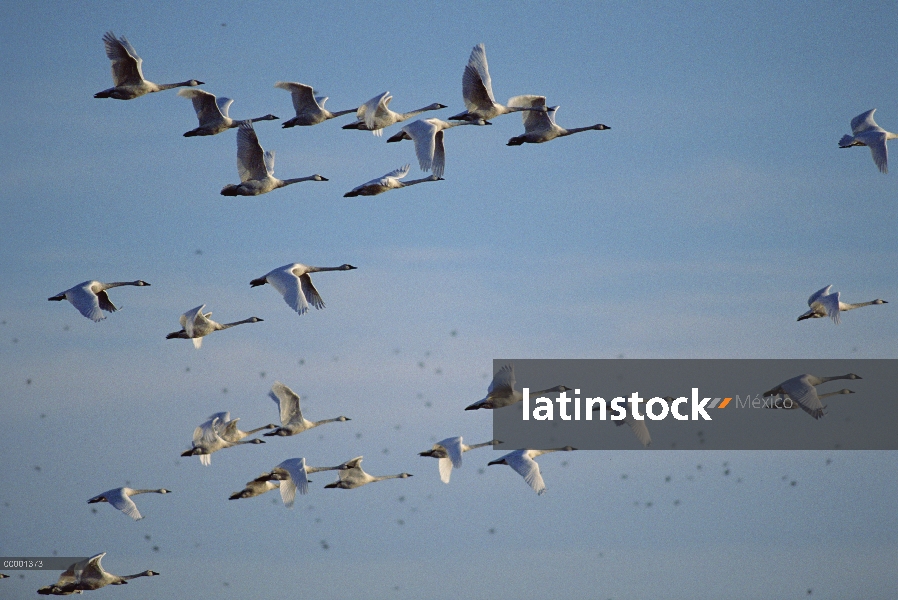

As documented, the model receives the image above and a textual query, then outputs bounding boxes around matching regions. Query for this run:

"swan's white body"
[344,92,446,136]
[419,437,499,483]
[229,478,280,500]
[505,95,610,145]
[798,285,887,324]
[165,304,263,348]
[763,374,862,419]
[465,364,571,410]
[449,44,548,122]
[323,456,412,489]
[264,381,350,437]
[254,458,349,506]
[839,109,898,173]
[179,89,278,136]
[344,165,442,197]
[487,447,575,495]
[221,121,327,196]
[181,414,266,465]
[275,82,357,127]
[94,32,202,100]
[87,487,170,520]
[48,280,150,322]
[386,118,489,178]
[38,553,158,594]
[250,262,357,315]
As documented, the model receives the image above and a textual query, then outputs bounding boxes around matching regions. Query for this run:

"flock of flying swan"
[32,29,893,593]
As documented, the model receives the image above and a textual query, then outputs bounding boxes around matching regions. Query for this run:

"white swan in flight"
[449,44,549,122]
[275,82,357,127]
[221,121,327,196]
[179,89,278,136]
[798,285,887,324]
[38,553,158,594]
[253,458,350,506]
[344,164,442,197]
[48,280,150,322]
[763,373,862,420]
[419,437,500,483]
[594,397,676,448]
[206,411,277,442]
[180,414,266,465]
[250,262,356,315]
[343,92,447,136]
[94,32,202,100]
[465,363,571,410]
[324,456,412,489]
[487,446,576,495]
[87,487,170,521]
[386,118,489,178]
[505,95,610,145]
[839,109,898,173]
[767,389,854,410]
[264,381,350,437]
[165,304,263,349]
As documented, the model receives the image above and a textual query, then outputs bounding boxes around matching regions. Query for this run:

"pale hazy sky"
[1,1,897,598]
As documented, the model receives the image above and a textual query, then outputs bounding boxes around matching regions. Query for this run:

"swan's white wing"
[431,129,446,178]
[856,130,889,173]
[463,43,495,110]
[178,89,223,124]
[278,458,310,505]
[508,95,554,133]
[781,375,825,419]
[505,451,546,495]
[236,121,268,181]
[438,436,464,469]
[79,553,107,582]
[192,337,203,349]
[103,32,144,86]
[315,96,328,108]
[361,92,390,127]
[404,120,439,174]
[438,457,453,483]
[216,96,234,119]
[263,150,275,177]
[180,305,205,340]
[622,415,652,447]
[265,266,308,314]
[106,488,143,520]
[68,283,105,321]
[339,456,364,481]
[384,164,410,180]
[488,364,516,395]
[207,411,231,430]
[816,291,841,324]
[275,82,318,115]
[298,273,325,310]
[270,381,303,425]
[807,285,832,306]
[851,109,879,134]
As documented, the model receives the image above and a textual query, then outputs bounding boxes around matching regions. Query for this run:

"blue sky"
[1,1,897,598]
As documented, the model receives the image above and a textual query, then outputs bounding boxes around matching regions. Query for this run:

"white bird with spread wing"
[506,95,609,145]
[344,164,442,197]
[48,280,150,322]
[419,437,500,483]
[264,381,350,437]
[179,89,278,136]
[763,374,862,420]
[166,304,262,348]
[250,262,357,315]
[181,414,266,465]
[276,82,357,127]
[324,456,412,489]
[343,91,447,136]
[220,121,327,196]
[253,458,350,506]
[94,31,202,100]
[465,364,571,410]
[87,487,171,521]
[839,109,898,173]
[798,285,887,324]
[488,447,576,495]
[386,118,489,178]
